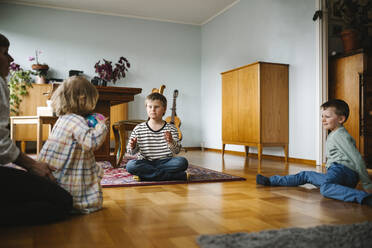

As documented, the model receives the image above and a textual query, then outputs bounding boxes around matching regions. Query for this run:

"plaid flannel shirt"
[38,113,108,213]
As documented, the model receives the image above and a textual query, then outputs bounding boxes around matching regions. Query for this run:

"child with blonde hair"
[38,76,108,213]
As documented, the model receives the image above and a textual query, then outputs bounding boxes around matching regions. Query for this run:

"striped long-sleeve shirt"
[127,121,181,161]
[38,113,108,213]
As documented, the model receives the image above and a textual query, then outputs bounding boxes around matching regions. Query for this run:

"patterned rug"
[99,161,245,188]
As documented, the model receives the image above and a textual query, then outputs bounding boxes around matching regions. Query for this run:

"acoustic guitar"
[165,90,182,141]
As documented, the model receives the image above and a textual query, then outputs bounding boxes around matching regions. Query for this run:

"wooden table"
[10,116,58,155]
[10,86,142,166]
[93,86,142,165]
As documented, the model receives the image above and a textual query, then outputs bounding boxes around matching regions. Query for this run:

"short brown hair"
[321,99,349,122]
[0,33,10,47]
[145,92,167,108]
[51,76,99,116]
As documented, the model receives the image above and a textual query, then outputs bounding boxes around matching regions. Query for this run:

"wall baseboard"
[202,147,316,166]
[183,147,202,151]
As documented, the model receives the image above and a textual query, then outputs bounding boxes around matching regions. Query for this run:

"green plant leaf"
[8,68,34,116]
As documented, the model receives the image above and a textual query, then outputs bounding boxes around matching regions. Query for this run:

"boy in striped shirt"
[126,92,188,181]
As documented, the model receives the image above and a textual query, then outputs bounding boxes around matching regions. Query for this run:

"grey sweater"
[326,126,372,190]
[0,77,20,165]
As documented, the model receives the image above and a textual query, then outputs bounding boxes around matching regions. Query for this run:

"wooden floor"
[1,150,372,248]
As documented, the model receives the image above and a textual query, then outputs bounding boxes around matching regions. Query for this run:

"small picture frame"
[329,0,343,21]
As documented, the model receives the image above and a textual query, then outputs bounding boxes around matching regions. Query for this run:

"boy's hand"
[129,137,137,150]
[164,131,173,144]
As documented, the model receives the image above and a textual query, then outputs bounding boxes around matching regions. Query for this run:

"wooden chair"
[112,85,166,167]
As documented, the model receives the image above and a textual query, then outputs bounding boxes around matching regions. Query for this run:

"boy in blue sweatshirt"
[257,99,372,206]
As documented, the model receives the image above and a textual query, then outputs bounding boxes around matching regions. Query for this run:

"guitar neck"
[171,98,176,123]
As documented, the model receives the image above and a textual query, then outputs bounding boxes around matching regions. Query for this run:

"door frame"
[315,0,328,166]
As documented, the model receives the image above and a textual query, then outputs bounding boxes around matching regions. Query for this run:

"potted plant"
[8,62,34,115]
[94,56,130,86]
[29,49,49,84]
[333,0,372,53]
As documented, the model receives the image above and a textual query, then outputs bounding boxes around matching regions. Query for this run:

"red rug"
[99,161,246,188]
[3,160,246,188]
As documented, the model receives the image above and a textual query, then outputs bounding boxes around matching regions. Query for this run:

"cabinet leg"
[244,146,249,157]
[112,125,120,167]
[257,160,262,174]
[222,144,226,157]
[10,120,15,141]
[284,144,289,163]
[37,120,42,155]
[257,144,262,161]
[21,141,26,153]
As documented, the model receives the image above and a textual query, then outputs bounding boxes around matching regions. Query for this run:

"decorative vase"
[91,76,107,86]
[32,64,49,71]
[340,29,360,53]
[32,64,49,84]
[36,75,46,84]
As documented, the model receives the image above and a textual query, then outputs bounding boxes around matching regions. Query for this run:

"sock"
[256,174,271,186]
[132,175,141,182]
[186,172,191,181]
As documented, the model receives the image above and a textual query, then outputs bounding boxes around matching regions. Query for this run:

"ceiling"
[3,0,240,25]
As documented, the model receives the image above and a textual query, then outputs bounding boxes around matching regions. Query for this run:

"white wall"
[201,0,317,160]
[0,3,202,147]
[1,1,318,160]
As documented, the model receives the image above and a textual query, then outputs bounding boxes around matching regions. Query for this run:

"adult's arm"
[0,78,55,181]
[0,77,20,163]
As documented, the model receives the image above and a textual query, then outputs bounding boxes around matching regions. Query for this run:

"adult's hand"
[15,152,56,182]
[28,161,56,182]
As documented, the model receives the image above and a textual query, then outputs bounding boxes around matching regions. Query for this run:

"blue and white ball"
[86,113,105,128]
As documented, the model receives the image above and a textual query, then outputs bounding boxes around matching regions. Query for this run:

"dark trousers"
[0,166,73,226]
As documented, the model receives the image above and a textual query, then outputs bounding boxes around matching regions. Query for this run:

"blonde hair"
[145,92,167,108]
[51,76,98,116]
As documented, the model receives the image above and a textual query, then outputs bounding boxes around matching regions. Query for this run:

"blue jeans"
[269,163,370,204]
[126,157,188,181]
